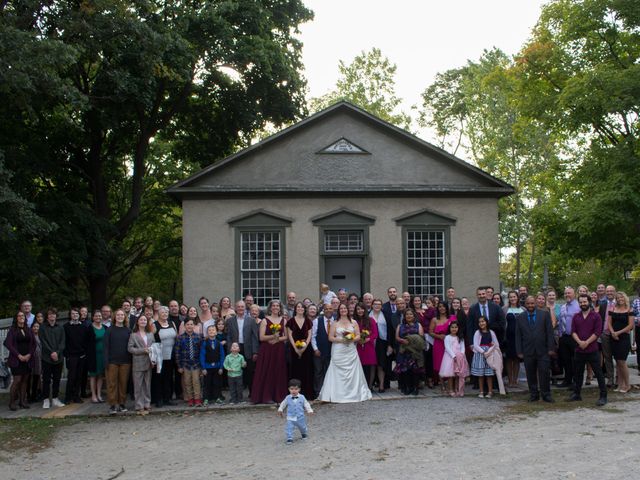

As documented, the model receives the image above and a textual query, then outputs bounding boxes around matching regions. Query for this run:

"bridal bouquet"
[342,331,355,342]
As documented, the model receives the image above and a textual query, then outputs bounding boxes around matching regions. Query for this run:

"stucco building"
[168,102,513,307]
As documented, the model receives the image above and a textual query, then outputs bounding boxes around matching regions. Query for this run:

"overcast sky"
[299,0,548,124]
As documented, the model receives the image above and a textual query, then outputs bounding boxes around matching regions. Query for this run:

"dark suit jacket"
[515,309,554,357]
[226,314,259,358]
[389,310,404,352]
[467,302,506,342]
[382,301,396,326]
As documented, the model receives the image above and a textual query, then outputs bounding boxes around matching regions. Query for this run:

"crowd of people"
[3,283,639,413]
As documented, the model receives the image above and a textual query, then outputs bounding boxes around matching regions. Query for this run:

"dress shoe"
[557,382,571,388]
[542,395,554,403]
[567,394,581,402]
[528,395,540,402]
[595,397,607,407]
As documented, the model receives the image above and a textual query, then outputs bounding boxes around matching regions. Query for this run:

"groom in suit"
[226,301,259,394]
[516,296,555,402]
[312,304,334,399]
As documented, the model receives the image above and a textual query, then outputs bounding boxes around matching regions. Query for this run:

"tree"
[309,48,412,129]
[417,49,566,288]
[517,0,640,281]
[0,0,313,311]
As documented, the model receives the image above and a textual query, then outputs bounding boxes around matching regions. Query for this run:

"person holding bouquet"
[354,302,378,389]
[318,303,372,403]
[286,302,314,399]
[251,300,288,404]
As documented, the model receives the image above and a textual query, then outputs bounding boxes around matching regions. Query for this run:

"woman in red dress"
[286,302,314,398]
[251,300,288,404]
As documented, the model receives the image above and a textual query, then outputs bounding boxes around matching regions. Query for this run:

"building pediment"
[168,102,514,199]
[316,137,370,154]
[393,208,457,226]
[227,209,293,227]
[310,207,376,226]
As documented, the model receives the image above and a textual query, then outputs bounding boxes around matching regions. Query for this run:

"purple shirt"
[560,300,580,335]
[572,310,602,353]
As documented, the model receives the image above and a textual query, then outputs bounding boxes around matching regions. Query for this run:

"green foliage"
[518,0,640,284]
[420,0,640,289]
[417,48,566,287]
[309,48,412,129]
[0,0,313,314]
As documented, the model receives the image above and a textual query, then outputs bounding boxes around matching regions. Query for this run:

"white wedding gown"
[319,325,373,403]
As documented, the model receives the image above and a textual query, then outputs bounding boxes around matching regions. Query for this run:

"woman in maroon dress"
[286,302,314,398]
[251,300,288,404]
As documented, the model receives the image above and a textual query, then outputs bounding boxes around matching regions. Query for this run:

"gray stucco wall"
[182,196,498,307]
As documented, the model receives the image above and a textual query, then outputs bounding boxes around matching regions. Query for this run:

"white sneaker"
[42,398,50,409]
[52,398,65,407]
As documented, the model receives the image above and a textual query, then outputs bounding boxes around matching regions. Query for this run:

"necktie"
[482,304,487,319]
[326,318,330,332]
[189,337,195,360]
[528,314,535,328]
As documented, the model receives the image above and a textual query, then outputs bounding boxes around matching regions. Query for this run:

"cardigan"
[3,326,36,369]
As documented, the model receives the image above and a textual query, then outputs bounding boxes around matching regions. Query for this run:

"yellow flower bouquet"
[359,329,370,344]
[294,340,307,349]
[342,331,355,342]
[270,323,282,336]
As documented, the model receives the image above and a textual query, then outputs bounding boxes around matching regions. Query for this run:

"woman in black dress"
[3,311,36,410]
[606,292,634,393]
[503,291,523,387]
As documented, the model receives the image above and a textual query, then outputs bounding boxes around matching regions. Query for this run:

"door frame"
[322,255,365,297]
[317,225,370,295]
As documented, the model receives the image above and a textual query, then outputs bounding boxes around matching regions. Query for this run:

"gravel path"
[4,395,640,480]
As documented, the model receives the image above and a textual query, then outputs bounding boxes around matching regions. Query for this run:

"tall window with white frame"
[406,230,445,298]
[240,231,281,306]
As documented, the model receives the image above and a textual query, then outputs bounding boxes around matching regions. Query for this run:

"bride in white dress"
[319,303,372,403]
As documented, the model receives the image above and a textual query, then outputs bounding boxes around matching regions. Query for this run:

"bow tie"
[292,396,298,399]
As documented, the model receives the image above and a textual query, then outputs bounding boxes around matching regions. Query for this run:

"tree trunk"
[515,241,521,289]
[527,233,536,288]
[89,274,109,311]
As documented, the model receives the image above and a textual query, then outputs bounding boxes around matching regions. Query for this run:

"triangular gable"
[167,101,514,198]
[393,208,457,226]
[227,209,293,227]
[311,207,376,226]
[316,137,369,154]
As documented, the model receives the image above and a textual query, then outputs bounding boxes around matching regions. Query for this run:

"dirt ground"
[3,394,640,480]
